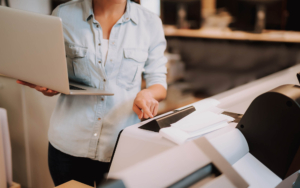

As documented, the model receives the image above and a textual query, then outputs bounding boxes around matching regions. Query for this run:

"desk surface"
[164,25,300,43]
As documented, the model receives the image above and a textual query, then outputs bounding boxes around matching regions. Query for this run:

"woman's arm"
[132,15,168,119]
[16,80,60,97]
[133,84,166,119]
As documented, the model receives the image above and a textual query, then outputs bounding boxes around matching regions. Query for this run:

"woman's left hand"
[133,89,159,119]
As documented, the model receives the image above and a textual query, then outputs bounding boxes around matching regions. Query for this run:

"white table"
[108,64,300,187]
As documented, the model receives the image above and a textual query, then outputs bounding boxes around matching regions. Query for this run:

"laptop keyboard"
[69,85,86,90]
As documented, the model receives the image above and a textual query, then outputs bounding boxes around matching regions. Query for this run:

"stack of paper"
[159,99,234,145]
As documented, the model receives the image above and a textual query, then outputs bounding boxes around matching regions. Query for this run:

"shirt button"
[98,43,101,46]
[96,24,99,28]
[126,17,129,20]
[101,98,104,101]
[98,118,101,121]
[110,59,112,62]
[94,133,97,136]
[98,61,101,64]
[104,79,106,82]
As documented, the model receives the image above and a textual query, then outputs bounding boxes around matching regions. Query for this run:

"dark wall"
[217,0,286,31]
[286,0,300,31]
[167,37,300,95]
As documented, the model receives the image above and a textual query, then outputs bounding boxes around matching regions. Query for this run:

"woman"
[17,0,167,186]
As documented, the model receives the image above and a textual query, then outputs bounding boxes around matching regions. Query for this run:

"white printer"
[108,65,300,188]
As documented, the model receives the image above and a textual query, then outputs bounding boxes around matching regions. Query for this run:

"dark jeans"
[48,143,110,187]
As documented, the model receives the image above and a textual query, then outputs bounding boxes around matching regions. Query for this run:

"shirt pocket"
[65,42,91,85]
[117,48,148,90]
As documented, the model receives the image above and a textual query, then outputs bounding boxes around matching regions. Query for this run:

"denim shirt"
[48,0,167,162]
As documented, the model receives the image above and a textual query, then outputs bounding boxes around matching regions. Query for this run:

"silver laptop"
[0,6,114,96]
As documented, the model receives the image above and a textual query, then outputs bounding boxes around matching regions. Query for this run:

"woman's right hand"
[16,80,60,97]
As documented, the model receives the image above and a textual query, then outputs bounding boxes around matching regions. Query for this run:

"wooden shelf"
[164,25,300,43]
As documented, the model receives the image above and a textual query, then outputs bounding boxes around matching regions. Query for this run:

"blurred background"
[1,0,300,187]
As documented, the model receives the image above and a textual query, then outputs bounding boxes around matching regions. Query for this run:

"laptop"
[0,6,114,96]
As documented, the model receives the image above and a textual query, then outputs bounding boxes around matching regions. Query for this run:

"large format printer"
[107,64,300,188]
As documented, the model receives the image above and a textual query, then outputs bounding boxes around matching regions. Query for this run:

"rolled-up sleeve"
[144,17,168,89]
[51,4,60,16]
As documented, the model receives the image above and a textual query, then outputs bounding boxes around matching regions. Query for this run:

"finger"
[46,90,59,96]
[19,80,35,87]
[143,111,149,119]
[16,80,24,84]
[16,80,28,85]
[35,86,47,92]
[133,104,142,119]
[35,87,45,92]
[149,103,155,116]
[16,80,36,88]
[133,104,143,119]
[153,103,159,117]
[42,90,58,97]
[140,111,144,120]
[42,92,52,96]
[140,102,153,119]
[47,89,59,94]
[43,93,55,97]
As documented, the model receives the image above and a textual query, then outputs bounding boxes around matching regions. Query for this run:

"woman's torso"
[48,0,167,162]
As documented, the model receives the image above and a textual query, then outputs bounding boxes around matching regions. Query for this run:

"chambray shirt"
[48,0,167,162]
